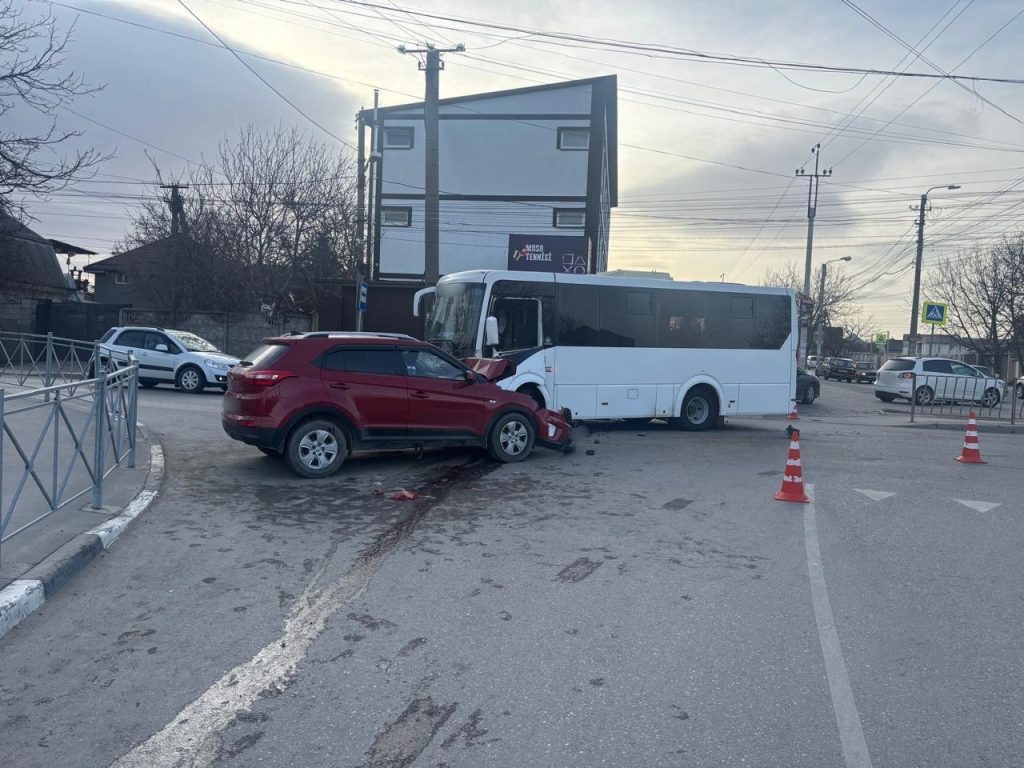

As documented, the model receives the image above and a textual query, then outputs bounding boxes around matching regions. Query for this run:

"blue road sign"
[921,301,947,325]
[358,281,368,312]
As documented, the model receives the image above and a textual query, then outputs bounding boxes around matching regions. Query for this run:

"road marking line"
[804,484,874,768]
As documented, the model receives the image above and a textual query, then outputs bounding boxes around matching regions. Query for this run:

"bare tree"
[121,125,358,314]
[0,1,104,217]
[760,260,858,334]
[998,235,1024,376]
[923,246,1013,370]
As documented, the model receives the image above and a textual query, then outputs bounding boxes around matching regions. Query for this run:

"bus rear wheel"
[674,386,717,431]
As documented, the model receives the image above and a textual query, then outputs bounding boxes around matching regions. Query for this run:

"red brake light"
[244,370,296,387]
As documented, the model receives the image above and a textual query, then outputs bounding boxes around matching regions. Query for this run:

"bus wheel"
[518,385,545,409]
[675,386,717,431]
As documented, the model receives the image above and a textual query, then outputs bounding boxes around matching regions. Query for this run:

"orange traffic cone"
[954,412,986,464]
[774,428,810,503]
[787,400,800,421]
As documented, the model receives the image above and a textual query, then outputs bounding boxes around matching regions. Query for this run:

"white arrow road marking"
[953,499,1001,513]
[852,489,896,502]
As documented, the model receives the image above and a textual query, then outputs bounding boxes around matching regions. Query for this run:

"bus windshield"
[426,282,484,358]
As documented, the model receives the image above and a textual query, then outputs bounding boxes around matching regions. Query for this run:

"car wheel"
[802,385,817,405]
[488,412,535,463]
[176,365,206,394]
[140,379,158,389]
[914,386,934,406]
[980,388,1000,408]
[285,419,346,478]
[675,386,716,431]
[877,393,895,402]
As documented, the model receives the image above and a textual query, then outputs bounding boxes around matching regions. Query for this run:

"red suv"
[222,333,572,477]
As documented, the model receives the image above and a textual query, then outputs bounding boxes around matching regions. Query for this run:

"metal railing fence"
[909,372,1018,424]
[0,333,139,563]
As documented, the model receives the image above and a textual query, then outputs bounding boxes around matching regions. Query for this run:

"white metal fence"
[908,372,1020,423]
[0,333,139,563]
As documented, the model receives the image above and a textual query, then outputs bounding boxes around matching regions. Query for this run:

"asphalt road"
[1,386,1021,767]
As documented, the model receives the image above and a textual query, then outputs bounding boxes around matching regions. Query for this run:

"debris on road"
[390,489,419,501]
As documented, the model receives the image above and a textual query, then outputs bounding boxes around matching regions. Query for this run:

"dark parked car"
[222,332,572,478]
[817,357,857,382]
[796,368,820,404]
[854,361,877,384]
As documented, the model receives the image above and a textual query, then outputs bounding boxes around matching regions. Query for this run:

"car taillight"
[244,370,296,387]
[897,372,913,379]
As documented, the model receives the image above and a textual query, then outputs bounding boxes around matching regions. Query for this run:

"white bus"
[415,270,797,430]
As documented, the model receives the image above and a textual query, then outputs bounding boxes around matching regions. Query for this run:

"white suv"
[98,326,240,393]
[875,356,1005,407]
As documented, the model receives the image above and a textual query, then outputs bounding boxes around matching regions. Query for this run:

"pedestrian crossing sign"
[921,301,948,325]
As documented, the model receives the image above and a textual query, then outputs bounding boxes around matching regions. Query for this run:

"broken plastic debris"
[390,489,419,501]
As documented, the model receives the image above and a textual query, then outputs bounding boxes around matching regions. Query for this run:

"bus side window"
[657,290,707,348]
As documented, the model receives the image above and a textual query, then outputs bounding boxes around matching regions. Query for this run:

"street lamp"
[815,256,852,359]
[909,184,960,355]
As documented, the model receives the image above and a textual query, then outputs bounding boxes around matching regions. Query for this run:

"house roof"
[85,237,174,274]
[359,75,619,206]
[0,213,73,293]
[48,238,96,256]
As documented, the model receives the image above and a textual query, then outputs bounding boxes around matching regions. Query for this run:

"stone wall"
[119,309,317,357]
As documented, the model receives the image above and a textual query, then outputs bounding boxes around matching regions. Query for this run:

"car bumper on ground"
[534,408,573,452]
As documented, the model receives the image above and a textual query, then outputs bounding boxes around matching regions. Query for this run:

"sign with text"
[508,234,590,274]
[921,301,948,326]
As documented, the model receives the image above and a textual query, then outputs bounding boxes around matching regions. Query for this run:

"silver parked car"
[874,357,1005,407]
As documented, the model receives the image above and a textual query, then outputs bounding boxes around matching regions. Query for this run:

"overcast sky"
[15,0,1024,333]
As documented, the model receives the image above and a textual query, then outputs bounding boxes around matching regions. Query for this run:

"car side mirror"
[155,344,168,352]
[484,316,499,347]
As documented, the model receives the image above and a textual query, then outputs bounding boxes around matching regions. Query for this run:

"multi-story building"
[358,75,618,281]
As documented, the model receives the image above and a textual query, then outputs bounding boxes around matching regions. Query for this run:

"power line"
[325,0,1024,83]
[175,0,356,151]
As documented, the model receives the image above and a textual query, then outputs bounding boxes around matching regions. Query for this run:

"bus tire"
[517,385,545,409]
[675,386,717,431]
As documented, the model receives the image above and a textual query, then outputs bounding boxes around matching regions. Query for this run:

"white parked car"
[98,326,240,393]
[874,356,1005,407]
[805,354,820,370]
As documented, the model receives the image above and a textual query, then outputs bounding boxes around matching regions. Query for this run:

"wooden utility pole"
[160,183,189,325]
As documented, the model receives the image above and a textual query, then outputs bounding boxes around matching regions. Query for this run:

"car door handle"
[329,382,349,390]
[410,391,429,399]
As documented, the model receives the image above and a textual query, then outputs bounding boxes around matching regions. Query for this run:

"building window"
[553,209,585,228]
[557,127,590,150]
[381,207,412,227]
[382,126,414,149]
[115,272,130,284]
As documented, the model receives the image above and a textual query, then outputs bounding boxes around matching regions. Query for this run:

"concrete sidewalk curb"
[0,437,165,640]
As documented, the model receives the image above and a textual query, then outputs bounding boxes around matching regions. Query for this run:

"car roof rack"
[298,331,417,340]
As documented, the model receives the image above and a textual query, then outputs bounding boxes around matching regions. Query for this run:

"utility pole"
[160,183,188,326]
[909,183,960,356]
[795,145,831,366]
[355,106,366,332]
[815,256,852,359]
[398,43,464,285]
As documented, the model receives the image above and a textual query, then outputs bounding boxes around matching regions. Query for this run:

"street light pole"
[909,183,960,355]
[815,256,852,359]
